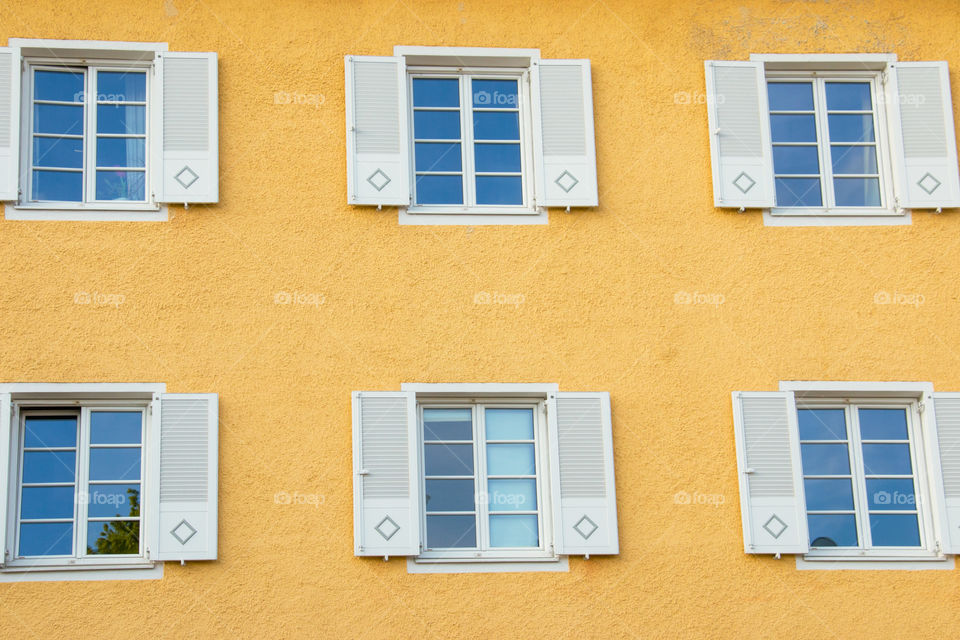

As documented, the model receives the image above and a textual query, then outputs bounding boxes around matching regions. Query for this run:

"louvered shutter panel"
[156,393,218,561]
[156,52,218,204]
[532,60,598,208]
[887,62,960,209]
[352,391,419,556]
[0,393,10,565]
[0,47,20,201]
[705,61,775,209]
[345,56,410,207]
[731,392,808,554]
[547,392,618,555]
[930,394,960,553]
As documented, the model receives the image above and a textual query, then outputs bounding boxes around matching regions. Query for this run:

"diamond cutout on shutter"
[174,166,199,189]
[762,514,787,539]
[917,172,942,195]
[573,515,598,540]
[367,169,391,192]
[555,170,579,193]
[733,171,756,194]
[170,519,198,545]
[375,516,400,541]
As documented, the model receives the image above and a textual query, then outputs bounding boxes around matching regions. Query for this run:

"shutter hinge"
[935,540,942,554]
[919,401,926,414]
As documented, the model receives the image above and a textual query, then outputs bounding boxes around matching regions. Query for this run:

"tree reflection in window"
[87,488,140,555]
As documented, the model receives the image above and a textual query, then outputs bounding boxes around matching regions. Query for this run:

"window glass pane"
[95,170,146,201]
[415,175,463,205]
[86,520,140,555]
[489,514,538,547]
[767,82,814,111]
[413,111,460,140]
[424,443,474,476]
[869,514,921,547]
[425,515,476,548]
[473,112,519,140]
[33,170,83,202]
[23,450,76,483]
[772,146,819,175]
[472,79,518,109]
[487,478,537,512]
[33,137,83,169]
[800,443,851,475]
[798,409,846,441]
[476,176,522,205]
[866,478,916,511]
[96,104,146,135]
[485,408,534,440]
[90,411,142,445]
[423,408,472,441]
[833,178,881,207]
[21,486,75,520]
[97,71,146,102]
[414,142,462,172]
[412,78,460,108]
[861,444,912,476]
[34,104,84,135]
[89,448,141,481]
[827,114,874,142]
[486,443,536,476]
[475,143,522,173]
[859,408,909,440]
[825,82,872,111]
[424,479,475,512]
[24,416,77,448]
[770,114,817,142]
[803,478,854,511]
[19,522,73,556]
[775,178,822,207]
[808,514,858,547]
[831,146,877,174]
[96,138,146,168]
[34,69,84,102]
[87,484,141,518]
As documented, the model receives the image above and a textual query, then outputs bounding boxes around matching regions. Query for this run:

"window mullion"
[84,68,96,204]
[475,404,490,552]
[814,78,835,209]
[462,75,476,208]
[848,404,872,549]
[76,406,91,558]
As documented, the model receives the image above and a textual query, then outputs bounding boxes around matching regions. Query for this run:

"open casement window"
[706,55,960,216]
[0,385,217,572]
[351,386,617,563]
[733,384,960,563]
[344,47,598,223]
[0,40,217,220]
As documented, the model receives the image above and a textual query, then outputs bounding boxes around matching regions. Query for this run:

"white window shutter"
[532,59,598,208]
[155,52,218,204]
[345,56,410,207]
[352,391,420,556]
[930,393,960,553]
[155,393,218,561]
[886,62,960,210]
[0,47,20,201]
[705,61,775,209]
[547,392,618,555]
[0,393,10,565]
[731,391,808,554]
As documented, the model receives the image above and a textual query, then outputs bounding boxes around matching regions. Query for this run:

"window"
[345,48,598,225]
[27,65,149,205]
[420,403,548,558]
[768,76,890,210]
[14,406,145,564]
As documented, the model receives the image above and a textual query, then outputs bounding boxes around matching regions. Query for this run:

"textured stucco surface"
[2,0,960,637]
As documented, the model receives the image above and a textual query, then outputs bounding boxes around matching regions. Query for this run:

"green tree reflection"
[87,488,140,555]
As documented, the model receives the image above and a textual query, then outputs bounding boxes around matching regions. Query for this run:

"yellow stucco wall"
[2,0,960,637]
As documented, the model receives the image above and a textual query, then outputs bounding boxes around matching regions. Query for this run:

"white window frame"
[6,39,168,222]
[0,383,163,576]
[416,398,555,562]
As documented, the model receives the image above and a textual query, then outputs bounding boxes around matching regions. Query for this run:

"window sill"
[408,556,568,574]
[763,208,911,227]
[5,205,169,222]
[0,562,163,582]
[796,555,954,571]
[399,207,548,225]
